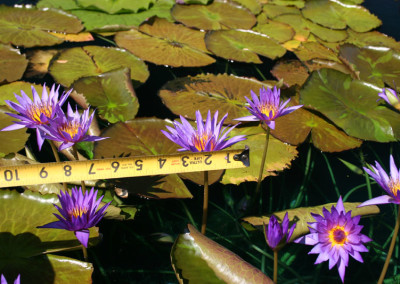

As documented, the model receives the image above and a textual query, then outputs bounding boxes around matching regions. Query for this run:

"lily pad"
[232,0,262,14]
[93,118,193,199]
[25,50,58,78]
[241,202,379,240]
[345,29,400,50]
[253,20,295,43]
[0,189,100,253]
[171,224,273,284]
[0,45,28,83]
[76,0,153,14]
[300,68,400,142]
[114,18,215,67]
[221,125,298,185]
[261,4,300,19]
[293,42,340,62]
[271,60,309,87]
[49,46,149,87]
[205,29,286,63]
[301,0,381,32]
[270,93,362,152]
[48,32,94,43]
[0,5,83,48]
[171,1,256,30]
[72,68,139,123]
[159,73,273,125]
[339,44,400,88]
[268,0,304,8]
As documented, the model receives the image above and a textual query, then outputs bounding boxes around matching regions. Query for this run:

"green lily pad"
[300,68,400,142]
[93,119,193,199]
[268,0,304,8]
[261,4,300,19]
[76,0,153,14]
[293,42,340,62]
[0,190,100,253]
[0,45,28,83]
[0,82,51,107]
[49,46,149,87]
[72,68,139,123]
[205,29,286,63]
[1,249,93,284]
[114,18,215,67]
[253,20,295,43]
[345,29,400,50]
[306,20,348,43]
[171,224,273,284]
[339,44,400,88]
[38,0,175,32]
[232,0,261,14]
[171,2,256,30]
[301,0,381,32]
[0,5,83,48]
[159,73,273,125]
[270,93,362,152]
[242,202,379,240]
[221,125,298,185]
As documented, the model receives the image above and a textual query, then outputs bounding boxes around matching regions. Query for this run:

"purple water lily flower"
[40,103,107,151]
[1,275,20,284]
[358,155,400,207]
[378,88,400,110]
[38,186,110,247]
[1,84,71,150]
[264,212,296,251]
[161,110,246,152]
[235,86,302,129]
[295,197,371,283]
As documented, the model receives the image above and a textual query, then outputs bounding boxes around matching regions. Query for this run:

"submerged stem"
[49,140,67,191]
[201,171,209,235]
[378,206,400,284]
[82,245,88,262]
[274,250,278,284]
[72,145,86,191]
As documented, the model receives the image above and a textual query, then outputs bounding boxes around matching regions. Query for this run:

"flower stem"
[49,140,68,191]
[378,205,400,284]
[72,145,86,192]
[254,126,270,204]
[201,170,209,235]
[82,245,88,262]
[274,250,278,284]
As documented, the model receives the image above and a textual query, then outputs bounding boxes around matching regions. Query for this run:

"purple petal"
[357,195,395,207]
[75,229,90,248]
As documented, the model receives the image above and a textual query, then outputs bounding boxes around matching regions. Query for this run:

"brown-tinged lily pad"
[270,93,362,152]
[345,29,400,50]
[339,44,400,88]
[48,32,94,42]
[205,29,286,63]
[253,20,295,43]
[72,68,139,123]
[76,0,153,14]
[221,125,298,185]
[293,42,340,62]
[0,45,28,83]
[25,50,58,78]
[159,73,273,125]
[49,46,149,87]
[115,18,215,67]
[171,1,256,30]
[0,5,83,48]
[301,0,381,32]
[271,60,309,87]
[171,224,273,284]
[300,68,400,142]
[242,202,379,240]
[93,118,193,199]
[232,0,262,14]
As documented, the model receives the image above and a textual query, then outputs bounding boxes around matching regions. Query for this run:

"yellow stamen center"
[69,206,88,218]
[328,226,348,246]
[59,122,80,139]
[259,104,277,118]
[193,133,215,152]
[389,179,400,197]
[28,103,53,124]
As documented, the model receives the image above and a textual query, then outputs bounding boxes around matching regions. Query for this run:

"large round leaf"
[72,68,139,123]
[339,44,400,88]
[221,125,298,185]
[300,68,400,142]
[0,190,100,252]
[205,29,286,63]
[76,0,153,14]
[49,46,149,87]
[158,73,273,125]
[171,2,256,30]
[253,20,295,43]
[0,45,28,83]
[93,119,193,199]
[242,202,379,240]
[171,224,273,284]
[301,0,381,32]
[262,4,300,19]
[0,6,83,48]
[114,18,215,67]
[345,29,400,50]
[293,42,340,62]
[271,60,309,87]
